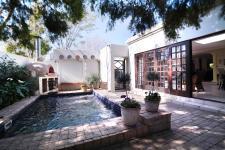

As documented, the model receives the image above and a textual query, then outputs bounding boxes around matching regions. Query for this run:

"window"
[144,48,169,89]
[136,55,144,88]
[171,45,186,91]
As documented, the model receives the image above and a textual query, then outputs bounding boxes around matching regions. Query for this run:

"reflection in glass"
[172,47,176,53]
[182,45,186,51]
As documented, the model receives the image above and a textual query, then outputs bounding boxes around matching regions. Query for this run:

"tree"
[6,39,51,57]
[5,3,52,57]
[0,0,84,46]
[90,0,225,39]
[55,12,96,50]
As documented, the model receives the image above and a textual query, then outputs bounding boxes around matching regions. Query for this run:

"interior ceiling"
[192,39,225,55]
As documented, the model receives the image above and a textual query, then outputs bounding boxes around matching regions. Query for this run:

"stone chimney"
[34,36,41,61]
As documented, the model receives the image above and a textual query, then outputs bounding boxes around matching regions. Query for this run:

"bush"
[0,56,38,109]
[86,74,101,88]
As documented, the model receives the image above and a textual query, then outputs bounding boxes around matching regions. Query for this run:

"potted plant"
[86,74,101,89]
[80,83,88,92]
[121,97,141,126]
[144,71,161,112]
[144,91,161,112]
[117,73,141,126]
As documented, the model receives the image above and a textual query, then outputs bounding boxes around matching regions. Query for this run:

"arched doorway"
[49,66,55,74]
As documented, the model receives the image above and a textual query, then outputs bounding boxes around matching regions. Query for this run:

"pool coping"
[0,90,171,150]
[0,96,40,134]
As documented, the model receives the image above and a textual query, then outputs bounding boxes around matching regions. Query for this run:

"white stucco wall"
[100,44,129,91]
[47,59,99,84]
[57,60,83,83]
[85,60,99,78]
[45,49,100,84]
[100,46,110,83]
[127,6,225,91]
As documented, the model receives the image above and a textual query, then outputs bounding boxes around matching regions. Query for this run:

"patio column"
[212,52,217,82]
[106,46,115,92]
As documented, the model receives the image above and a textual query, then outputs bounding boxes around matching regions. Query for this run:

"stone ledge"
[0,96,39,135]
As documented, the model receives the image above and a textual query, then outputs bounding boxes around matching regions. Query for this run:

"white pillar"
[106,46,115,92]
[212,52,217,82]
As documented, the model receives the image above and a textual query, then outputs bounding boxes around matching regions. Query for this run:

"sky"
[0,11,133,52]
[85,13,133,45]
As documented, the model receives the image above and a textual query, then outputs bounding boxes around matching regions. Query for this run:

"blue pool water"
[4,95,116,137]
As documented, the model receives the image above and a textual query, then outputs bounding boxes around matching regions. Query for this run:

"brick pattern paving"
[0,105,171,150]
[102,102,225,150]
[0,117,150,150]
[0,90,224,150]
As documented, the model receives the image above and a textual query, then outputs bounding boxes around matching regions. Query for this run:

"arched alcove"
[59,55,64,60]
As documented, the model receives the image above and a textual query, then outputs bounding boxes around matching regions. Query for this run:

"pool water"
[4,95,116,137]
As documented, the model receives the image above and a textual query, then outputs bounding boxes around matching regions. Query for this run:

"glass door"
[135,54,144,89]
[169,41,192,97]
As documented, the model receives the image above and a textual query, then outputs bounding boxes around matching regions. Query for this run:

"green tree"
[0,0,84,46]
[5,3,52,57]
[41,40,52,55]
[6,39,51,57]
[90,0,225,39]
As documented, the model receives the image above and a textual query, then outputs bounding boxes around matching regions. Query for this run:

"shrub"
[0,56,38,109]
[86,74,101,88]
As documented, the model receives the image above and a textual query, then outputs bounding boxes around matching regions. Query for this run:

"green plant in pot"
[118,73,141,126]
[145,71,161,112]
[145,91,161,112]
[86,74,101,90]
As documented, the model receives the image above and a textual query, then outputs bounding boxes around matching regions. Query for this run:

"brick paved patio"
[102,102,225,150]
[0,90,224,150]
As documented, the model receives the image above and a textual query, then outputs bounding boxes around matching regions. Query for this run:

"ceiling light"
[195,33,225,44]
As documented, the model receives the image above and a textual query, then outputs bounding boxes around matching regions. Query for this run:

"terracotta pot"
[121,106,140,126]
[80,84,88,92]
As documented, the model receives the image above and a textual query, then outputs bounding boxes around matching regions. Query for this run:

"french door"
[168,41,192,97]
[134,40,192,97]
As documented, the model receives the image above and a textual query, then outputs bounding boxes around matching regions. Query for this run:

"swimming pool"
[3,95,117,137]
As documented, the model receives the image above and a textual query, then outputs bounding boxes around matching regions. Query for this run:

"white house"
[100,6,225,103]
